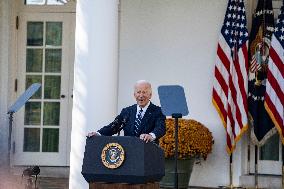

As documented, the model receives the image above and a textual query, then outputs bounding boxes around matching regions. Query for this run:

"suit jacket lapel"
[140,103,153,132]
[129,105,137,135]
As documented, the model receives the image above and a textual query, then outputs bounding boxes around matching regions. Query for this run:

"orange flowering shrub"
[159,118,214,160]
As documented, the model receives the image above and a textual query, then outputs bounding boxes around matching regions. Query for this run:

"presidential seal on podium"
[101,142,125,169]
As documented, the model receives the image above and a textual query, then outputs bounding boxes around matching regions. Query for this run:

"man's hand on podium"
[139,134,154,143]
[87,132,100,137]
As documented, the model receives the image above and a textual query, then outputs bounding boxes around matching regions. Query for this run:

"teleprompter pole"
[172,113,182,189]
[8,112,14,169]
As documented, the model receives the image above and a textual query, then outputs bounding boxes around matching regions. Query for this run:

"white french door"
[249,134,282,175]
[14,12,74,166]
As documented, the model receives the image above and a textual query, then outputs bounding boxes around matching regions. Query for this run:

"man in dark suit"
[88,80,166,143]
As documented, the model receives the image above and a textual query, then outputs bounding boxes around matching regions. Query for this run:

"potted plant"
[159,118,214,188]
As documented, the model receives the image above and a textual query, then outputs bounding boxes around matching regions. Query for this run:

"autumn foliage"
[159,118,214,160]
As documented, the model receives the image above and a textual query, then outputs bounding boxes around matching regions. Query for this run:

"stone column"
[69,0,119,188]
[0,0,10,169]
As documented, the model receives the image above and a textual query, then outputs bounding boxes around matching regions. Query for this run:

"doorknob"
[61,95,66,98]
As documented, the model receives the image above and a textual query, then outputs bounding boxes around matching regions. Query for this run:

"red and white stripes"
[213,35,249,154]
[264,35,284,143]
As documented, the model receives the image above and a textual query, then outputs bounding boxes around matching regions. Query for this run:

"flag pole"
[247,141,250,179]
[230,154,233,189]
[281,144,284,188]
[254,145,258,189]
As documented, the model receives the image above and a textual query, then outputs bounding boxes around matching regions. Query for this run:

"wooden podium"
[82,136,164,189]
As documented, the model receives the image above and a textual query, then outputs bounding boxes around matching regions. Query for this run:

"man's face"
[134,83,152,108]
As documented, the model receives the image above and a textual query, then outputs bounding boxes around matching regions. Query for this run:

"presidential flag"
[264,5,284,144]
[212,0,249,154]
[248,0,275,146]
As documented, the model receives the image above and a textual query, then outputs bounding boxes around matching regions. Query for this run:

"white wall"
[0,0,16,168]
[0,0,9,168]
[118,0,252,187]
[0,0,23,169]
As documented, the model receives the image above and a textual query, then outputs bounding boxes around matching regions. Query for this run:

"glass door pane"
[45,49,62,72]
[24,128,40,152]
[24,102,41,125]
[260,134,279,161]
[27,22,43,46]
[26,49,43,72]
[25,0,45,5]
[25,0,68,5]
[46,22,62,46]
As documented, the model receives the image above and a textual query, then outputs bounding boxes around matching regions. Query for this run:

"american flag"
[212,0,248,154]
[264,6,284,144]
[249,46,263,73]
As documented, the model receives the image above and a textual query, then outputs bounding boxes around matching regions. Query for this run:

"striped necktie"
[134,108,143,136]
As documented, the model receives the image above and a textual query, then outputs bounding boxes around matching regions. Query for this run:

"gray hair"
[134,80,152,91]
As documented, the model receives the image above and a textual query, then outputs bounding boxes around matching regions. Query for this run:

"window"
[25,0,69,5]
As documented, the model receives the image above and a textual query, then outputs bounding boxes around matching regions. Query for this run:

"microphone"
[111,115,128,135]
